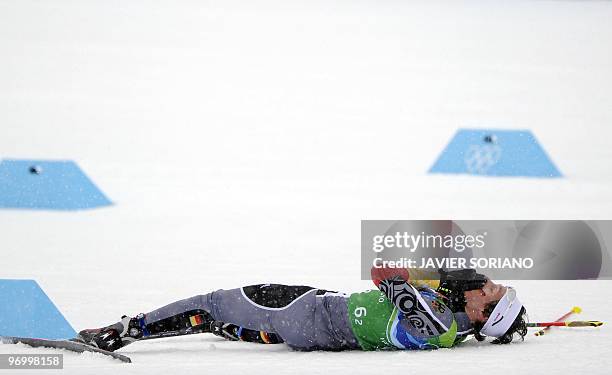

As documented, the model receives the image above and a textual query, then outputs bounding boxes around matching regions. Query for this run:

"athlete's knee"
[241,284,315,309]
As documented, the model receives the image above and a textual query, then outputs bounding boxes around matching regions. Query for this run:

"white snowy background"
[1,0,612,374]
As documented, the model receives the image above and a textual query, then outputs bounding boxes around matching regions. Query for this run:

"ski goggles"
[479,287,523,338]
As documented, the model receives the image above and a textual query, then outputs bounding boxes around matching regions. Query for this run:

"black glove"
[436,268,488,312]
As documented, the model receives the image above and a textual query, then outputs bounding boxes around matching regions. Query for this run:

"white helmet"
[479,287,524,338]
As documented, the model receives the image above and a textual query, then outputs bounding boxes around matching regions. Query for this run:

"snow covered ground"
[1,0,612,373]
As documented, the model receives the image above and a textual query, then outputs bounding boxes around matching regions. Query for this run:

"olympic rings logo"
[464,144,502,174]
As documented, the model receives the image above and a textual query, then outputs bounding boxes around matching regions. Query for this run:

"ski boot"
[210,321,283,344]
[75,314,145,352]
[77,310,216,352]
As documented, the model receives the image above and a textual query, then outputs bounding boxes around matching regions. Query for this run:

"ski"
[0,336,132,363]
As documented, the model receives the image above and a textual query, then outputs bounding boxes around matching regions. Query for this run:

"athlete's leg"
[144,284,318,348]
[78,284,318,351]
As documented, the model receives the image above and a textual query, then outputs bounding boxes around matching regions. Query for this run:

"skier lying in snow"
[77,268,528,352]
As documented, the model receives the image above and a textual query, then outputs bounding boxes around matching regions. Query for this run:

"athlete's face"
[463,280,507,323]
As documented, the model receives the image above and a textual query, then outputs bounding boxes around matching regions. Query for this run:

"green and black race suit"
[348,278,471,350]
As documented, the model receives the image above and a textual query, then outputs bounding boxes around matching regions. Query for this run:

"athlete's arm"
[375,276,434,314]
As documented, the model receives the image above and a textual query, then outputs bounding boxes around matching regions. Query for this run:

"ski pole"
[535,306,581,336]
[527,320,603,328]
